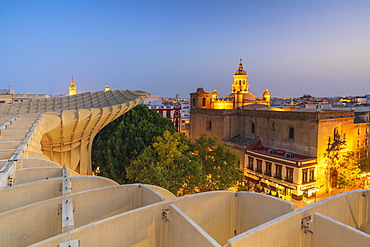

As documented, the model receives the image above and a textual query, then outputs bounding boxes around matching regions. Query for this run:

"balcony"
[264,171,272,176]
[284,177,293,183]
[302,179,316,184]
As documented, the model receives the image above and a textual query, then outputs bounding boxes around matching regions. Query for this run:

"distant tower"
[190,88,211,109]
[69,77,77,96]
[105,84,110,92]
[232,59,249,93]
[263,87,271,106]
[211,87,218,101]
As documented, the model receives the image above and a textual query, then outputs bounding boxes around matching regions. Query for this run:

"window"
[358,128,360,135]
[192,97,196,107]
[265,162,272,176]
[207,120,212,131]
[275,165,282,179]
[302,169,308,183]
[175,111,179,117]
[286,168,293,183]
[357,140,360,148]
[365,138,368,146]
[309,168,315,182]
[202,97,206,106]
[251,122,255,134]
[248,157,254,170]
[289,128,294,139]
[256,159,262,173]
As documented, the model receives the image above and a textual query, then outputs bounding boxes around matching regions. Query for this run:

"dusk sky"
[1,1,369,98]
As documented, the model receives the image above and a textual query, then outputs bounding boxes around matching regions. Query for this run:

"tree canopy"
[127,131,242,196]
[92,104,176,184]
[93,105,242,194]
[336,151,361,189]
[324,131,361,191]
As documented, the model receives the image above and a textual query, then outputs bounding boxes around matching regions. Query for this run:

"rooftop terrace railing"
[0,113,43,187]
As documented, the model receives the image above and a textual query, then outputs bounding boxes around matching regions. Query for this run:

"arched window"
[289,127,294,139]
[207,120,212,130]
[192,97,196,107]
[251,122,255,134]
[202,97,206,106]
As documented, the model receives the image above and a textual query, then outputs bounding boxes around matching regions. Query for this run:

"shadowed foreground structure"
[0,90,369,246]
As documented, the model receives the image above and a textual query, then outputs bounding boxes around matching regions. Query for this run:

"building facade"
[148,104,182,132]
[0,89,369,246]
[245,139,318,200]
[0,89,52,103]
[190,62,370,199]
[143,95,183,132]
[190,60,270,110]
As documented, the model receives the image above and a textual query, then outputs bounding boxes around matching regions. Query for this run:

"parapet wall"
[31,191,293,247]
[0,184,165,246]
[228,190,370,247]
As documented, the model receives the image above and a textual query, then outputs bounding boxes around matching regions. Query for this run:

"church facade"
[190,62,370,200]
[190,60,270,110]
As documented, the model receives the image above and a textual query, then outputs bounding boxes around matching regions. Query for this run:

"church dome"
[242,92,257,100]
[225,92,257,100]
[225,93,235,99]
[234,62,247,75]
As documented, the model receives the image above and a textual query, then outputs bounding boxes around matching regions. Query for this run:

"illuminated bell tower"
[263,87,271,106]
[211,87,218,101]
[232,59,249,93]
[210,87,218,108]
[69,77,77,96]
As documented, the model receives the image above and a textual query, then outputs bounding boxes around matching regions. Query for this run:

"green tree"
[324,130,361,191]
[192,135,242,191]
[336,151,361,190]
[127,131,202,195]
[127,132,242,196]
[359,147,370,171]
[92,105,176,184]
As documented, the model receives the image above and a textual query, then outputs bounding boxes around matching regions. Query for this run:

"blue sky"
[1,1,369,98]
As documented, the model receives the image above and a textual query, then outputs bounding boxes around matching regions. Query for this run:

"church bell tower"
[69,77,77,96]
[232,59,249,93]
